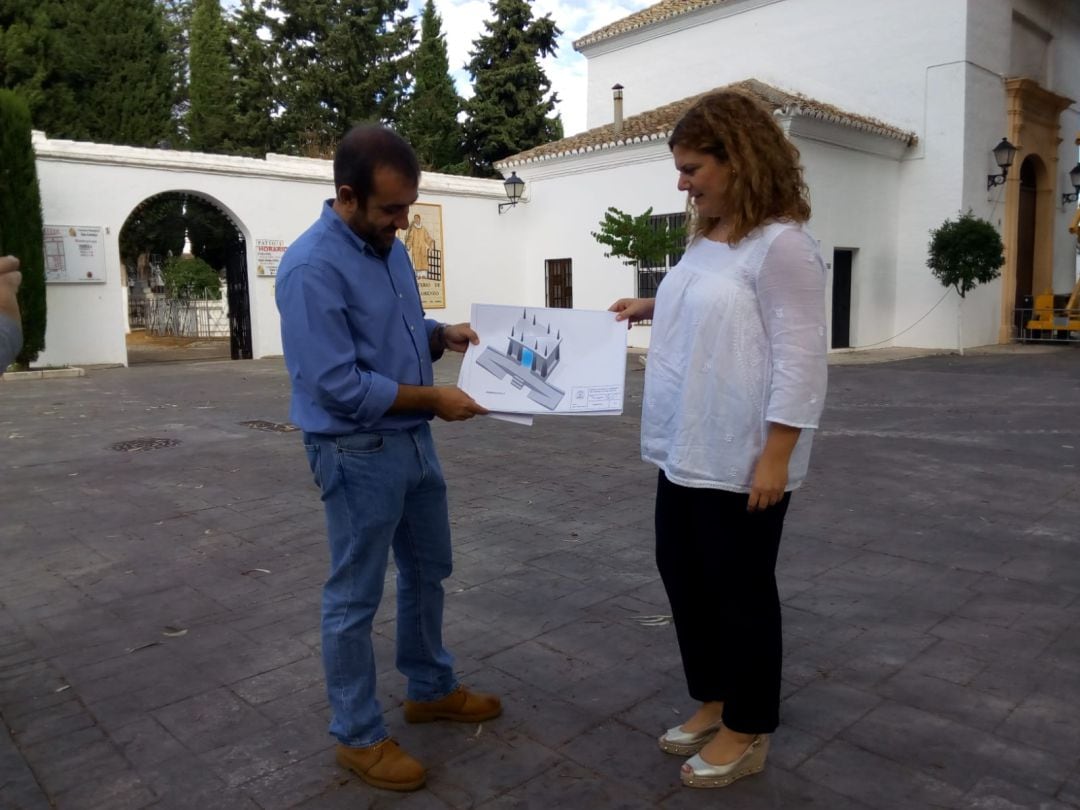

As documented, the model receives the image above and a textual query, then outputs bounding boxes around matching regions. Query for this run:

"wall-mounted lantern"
[1061,162,1080,205]
[986,137,1017,190]
[499,172,525,214]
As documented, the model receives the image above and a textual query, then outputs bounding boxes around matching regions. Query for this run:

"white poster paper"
[458,304,627,416]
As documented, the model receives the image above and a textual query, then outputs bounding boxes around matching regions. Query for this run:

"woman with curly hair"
[610,90,828,788]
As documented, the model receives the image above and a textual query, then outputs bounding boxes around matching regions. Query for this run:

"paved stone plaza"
[1,347,1079,809]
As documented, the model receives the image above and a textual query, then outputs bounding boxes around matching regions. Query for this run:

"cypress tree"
[227,0,274,157]
[400,0,465,173]
[2,0,174,145]
[186,197,237,271]
[270,0,416,154]
[188,0,233,152]
[0,90,46,365]
[462,0,562,177]
[160,0,193,143]
[81,0,174,146]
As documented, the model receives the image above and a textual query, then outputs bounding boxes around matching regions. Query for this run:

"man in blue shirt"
[276,126,499,793]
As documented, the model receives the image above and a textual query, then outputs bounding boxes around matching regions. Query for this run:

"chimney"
[612,84,624,135]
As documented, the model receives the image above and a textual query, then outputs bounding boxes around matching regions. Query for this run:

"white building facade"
[498,0,1080,350]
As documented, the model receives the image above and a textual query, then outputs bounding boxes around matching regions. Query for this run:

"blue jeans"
[303,423,457,747]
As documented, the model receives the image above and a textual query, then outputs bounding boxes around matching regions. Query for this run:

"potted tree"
[926,212,1004,355]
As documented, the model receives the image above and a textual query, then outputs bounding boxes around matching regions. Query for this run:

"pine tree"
[227,0,274,157]
[400,0,464,173]
[188,0,233,152]
[0,90,46,365]
[462,0,562,177]
[270,0,416,154]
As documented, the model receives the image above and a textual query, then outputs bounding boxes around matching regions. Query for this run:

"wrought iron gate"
[226,238,252,359]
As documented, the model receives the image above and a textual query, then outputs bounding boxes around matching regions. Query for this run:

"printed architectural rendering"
[477,309,565,410]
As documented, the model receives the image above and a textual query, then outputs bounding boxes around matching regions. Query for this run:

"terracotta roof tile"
[496,79,917,169]
[573,0,725,50]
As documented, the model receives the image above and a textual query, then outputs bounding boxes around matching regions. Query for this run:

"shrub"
[162,255,221,299]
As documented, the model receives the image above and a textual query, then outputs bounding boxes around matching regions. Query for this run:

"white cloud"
[411,0,654,135]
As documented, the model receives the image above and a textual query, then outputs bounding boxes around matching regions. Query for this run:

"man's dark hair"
[334,125,420,203]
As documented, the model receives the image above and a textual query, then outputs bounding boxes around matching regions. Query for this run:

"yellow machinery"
[1025,276,1080,335]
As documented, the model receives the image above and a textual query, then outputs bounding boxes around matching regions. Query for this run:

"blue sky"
[407,0,656,135]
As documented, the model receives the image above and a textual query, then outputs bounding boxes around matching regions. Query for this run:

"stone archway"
[998,78,1073,342]
[119,190,251,363]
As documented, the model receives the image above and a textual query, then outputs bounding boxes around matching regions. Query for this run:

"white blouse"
[642,221,828,492]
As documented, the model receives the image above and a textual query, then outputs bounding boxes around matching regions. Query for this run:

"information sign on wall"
[255,239,287,276]
[44,225,106,283]
[397,203,446,309]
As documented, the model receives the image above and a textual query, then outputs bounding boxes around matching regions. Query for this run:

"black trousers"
[655,470,791,734]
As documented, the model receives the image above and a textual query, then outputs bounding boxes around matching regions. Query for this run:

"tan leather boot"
[335,739,425,792]
[403,685,502,723]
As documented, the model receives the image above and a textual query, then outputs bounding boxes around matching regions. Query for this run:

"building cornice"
[574,0,782,55]
[508,140,672,182]
[495,80,917,172]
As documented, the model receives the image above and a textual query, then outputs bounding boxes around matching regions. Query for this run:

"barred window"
[545,258,573,308]
[637,212,687,314]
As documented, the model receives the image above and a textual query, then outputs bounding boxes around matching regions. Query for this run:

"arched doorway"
[119,192,252,362]
[998,78,1072,342]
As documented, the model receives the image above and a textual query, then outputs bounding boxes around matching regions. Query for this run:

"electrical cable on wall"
[851,288,952,349]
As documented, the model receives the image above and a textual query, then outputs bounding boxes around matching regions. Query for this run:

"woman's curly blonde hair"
[669,90,811,245]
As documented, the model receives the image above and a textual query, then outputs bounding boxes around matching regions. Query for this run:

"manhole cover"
[110,438,182,452]
[240,420,299,433]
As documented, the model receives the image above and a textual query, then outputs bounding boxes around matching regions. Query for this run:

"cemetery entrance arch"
[119,190,251,362]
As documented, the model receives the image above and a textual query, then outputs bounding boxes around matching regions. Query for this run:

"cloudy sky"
[406,0,656,136]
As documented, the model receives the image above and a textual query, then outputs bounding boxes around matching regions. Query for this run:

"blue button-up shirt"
[276,200,439,435]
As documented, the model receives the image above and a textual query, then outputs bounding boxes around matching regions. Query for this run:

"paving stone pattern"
[1,348,1079,808]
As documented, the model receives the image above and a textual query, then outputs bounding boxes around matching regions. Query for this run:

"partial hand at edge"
[0,256,22,323]
[608,297,655,326]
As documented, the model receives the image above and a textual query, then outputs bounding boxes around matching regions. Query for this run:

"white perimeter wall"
[33,136,519,367]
